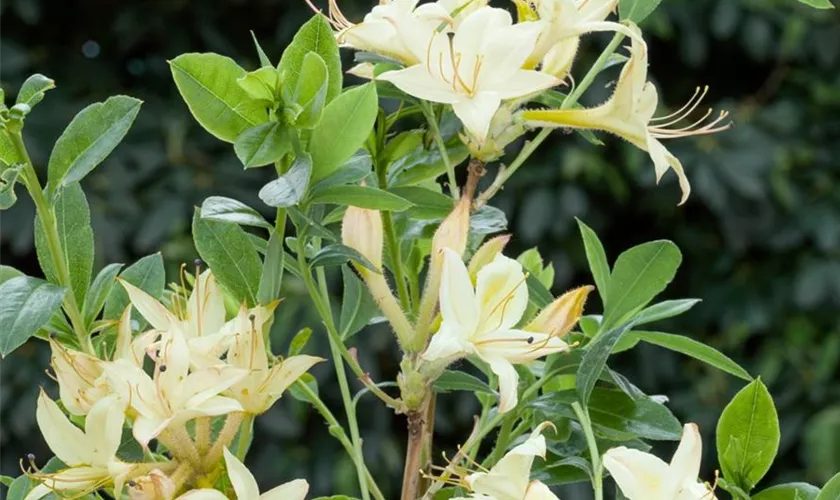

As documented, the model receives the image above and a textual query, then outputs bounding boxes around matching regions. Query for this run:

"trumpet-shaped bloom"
[422,248,569,413]
[176,449,309,500]
[25,393,135,500]
[454,424,559,500]
[378,7,559,142]
[524,25,730,205]
[226,305,323,414]
[603,423,718,500]
[103,330,247,448]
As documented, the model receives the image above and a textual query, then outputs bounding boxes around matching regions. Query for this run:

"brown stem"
[463,158,485,204]
[401,402,428,500]
[418,393,437,495]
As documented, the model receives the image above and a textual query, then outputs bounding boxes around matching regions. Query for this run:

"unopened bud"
[127,470,175,500]
[468,234,511,281]
[432,196,471,262]
[526,285,594,337]
[342,206,383,273]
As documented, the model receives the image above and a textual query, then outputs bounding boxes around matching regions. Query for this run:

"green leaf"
[257,229,285,305]
[618,0,664,22]
[309,83,378,182]
[310,244,379,274]
[46,96,142,195]
[250,31,273,67]
[309,185,413,212]
[433,370,494,394]
[526,274,553,309]
[576,322,634,405]
[288,327,312,356]
[82,263,123,327]
[0,276,67,356]
[234,123,292,168]
[285,52,329,129]
[796,0,834,8]
[16,73,55,108]
[716,378,780,492]
[633,298,701,326]
[169,53,267,143]
[259,154,312,208]
[0,265,23,285]
[287,207,337,242]
[577,219,610,306]
[103,253,165,325]
[338,266,377,339]
[386,142,469,187]
[200,196,272,229]
[817,472,840,500]
[753,483,820,500]
[289,373,319,403]
[602,240,681,331]
[312,150,373,191]
[237,67,280,104]
[388,186,454,219]
[0,165,20,209]
[192,209,263,307]
[631,331,752,381]
[34,183,94,305]
[278,15,342,104]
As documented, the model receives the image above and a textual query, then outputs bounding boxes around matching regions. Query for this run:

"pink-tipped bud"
[342,206,384,272]
[432,196,471,261]
[468,234,512,280]
[526,285,594,338]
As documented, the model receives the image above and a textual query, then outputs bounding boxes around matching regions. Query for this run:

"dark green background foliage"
[1,0,838,497]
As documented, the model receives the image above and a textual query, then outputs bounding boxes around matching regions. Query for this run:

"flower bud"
[526,285,594,337]
[432,196,471,262]
[468,234,511,281]
[341,206,384,273]
[127,470,175,500]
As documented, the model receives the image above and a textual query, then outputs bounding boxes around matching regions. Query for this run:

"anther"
[128,480,137,487]
[527,336,534,344]
[159,364,167,372]
[48,332,57,340]
[194,258,203,268]
[26,453,35,461]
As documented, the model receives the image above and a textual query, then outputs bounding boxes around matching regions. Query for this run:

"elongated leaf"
[103,253,165,326]
[602,240,681,331]
[309,185,413,212]
[82,263,123,327]
[288,328,313,356]
[200,196,272,229]
[338,266,377,339]
[309,84,378,182]
[47,96,142,194]
[170,53,267,142]
[16,73,55,108]
[619,0,664,22]
[286,52,329,128]
[796,0,834,8]
[0,265,23,285]
[716,378,780,492]
[257,229,285,304]
[251,31,273,67]
[817,472,840,500]
[0,277,67,356]
[526,274,553,309]
[193,210,262,306]
[310,244,379,274]
[633,299,701,326]
[576,218,610,305]
[433,370,494,394]
[234,123,292,168]
[259,155,312,208]
[278,15,342,104]
[753,483,820,500]
[632,331,752,381]
[312,150,373,191]
[389,186,453,219]
[34,183,94,305]
[576,322,633,405]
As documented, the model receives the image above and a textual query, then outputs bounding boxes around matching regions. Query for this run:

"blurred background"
[1,0,838,497]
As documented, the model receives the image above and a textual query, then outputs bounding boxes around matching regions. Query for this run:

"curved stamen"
[650,110,731,139]
[651,86,708,128]
[650,86,706,123]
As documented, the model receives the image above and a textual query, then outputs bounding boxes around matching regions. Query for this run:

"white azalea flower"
[24,393,136,500]
[378,6,559,142]
[524,24,730,205]
[603,423,718,500]
[454,423,559,500]
[422,248,569,413]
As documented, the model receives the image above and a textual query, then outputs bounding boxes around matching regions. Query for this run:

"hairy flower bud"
[432,196,471,262]
[526,285,594,337]
[467,234,512,281]
[127,470,175,500]
[342,206,384,273]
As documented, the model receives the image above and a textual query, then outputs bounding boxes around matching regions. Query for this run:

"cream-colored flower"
[226,305,323,414]
[127,469,176,500]
[24,393,135,500]
[524,25,730,205]
[454,423,559,500]
[103,329,247,448]
[341,205,384,273]
[379,7,559,142]
[603,423,718,500]
[422,248,569,413]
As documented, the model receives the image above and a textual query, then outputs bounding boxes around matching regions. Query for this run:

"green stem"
[374,156,411,312]
[297,242,370,500]
[235,413,254,461]
[573,402,603,500]
[295,380,385,500]
[476,32,626,207]
[484,414,515,468]
[422,103,459,200]
[9,131,91,352]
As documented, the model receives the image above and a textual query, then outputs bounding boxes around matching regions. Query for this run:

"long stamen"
[651,110,731,138]
[648,85,732,139]
[651,87,708,128]
[650,86,706,123]
[476,274,530,333]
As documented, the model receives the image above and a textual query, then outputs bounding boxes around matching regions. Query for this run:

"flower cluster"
[25,270,321,499]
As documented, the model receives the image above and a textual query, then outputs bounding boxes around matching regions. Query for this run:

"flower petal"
[670,424,702,486]
[378,65,461,104]
[422,321,473,362]
[439,248,479,333]
[85,396,125,466]
[261,479,310,500]
[452,91,502,142]
[36,390,89,465]
[647,137,691,205]
[524,480,561,500]
[494,70,559,100]
[118,279,176,331]
[176,489,230,500]
[266,355,324,395]
[603,446,670,500]
[223,448,261,500]
[182,367,248,409]
[133,415,171,449]
[474,253,528,334]
[484,355,520,413]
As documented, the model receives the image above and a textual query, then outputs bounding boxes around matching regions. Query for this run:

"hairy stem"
[194,418,211,456]
[376,157,412,313]
[573,402,603,500]
[203,412,244,470]
[159,425,201,468]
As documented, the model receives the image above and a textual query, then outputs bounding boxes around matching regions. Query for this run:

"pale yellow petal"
[422,321,474,362]
[452,92,502,142]
[85,396,125,466]
[647,137,691,205]
[476,329,568,363]
[603,447,670,500]
[484,356,520,414]
[176,489,230,500]
[261,479,309,500]
[524,480,561,500]
[133,415,171,449]
[118,279,176,331]
[474,253,528,334]
[223,448,261,500]
[378,65,461,104]
[182,367,248,409]
[36,390,89,465]
[670,424,702,485]
[494,70,559,100]
[439,248,479,333]
[265,355,323,395]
